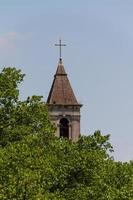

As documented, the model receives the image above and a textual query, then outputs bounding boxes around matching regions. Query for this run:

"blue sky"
[0,0,133,161]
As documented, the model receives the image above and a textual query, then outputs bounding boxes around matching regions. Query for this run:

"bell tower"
[47,40,82,141]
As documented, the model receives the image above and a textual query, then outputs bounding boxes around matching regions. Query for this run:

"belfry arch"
[60,118,69,138]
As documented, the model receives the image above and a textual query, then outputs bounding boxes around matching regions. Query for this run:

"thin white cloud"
[7,32,19,39]
[0,37,8,49]
[0,32,31,50]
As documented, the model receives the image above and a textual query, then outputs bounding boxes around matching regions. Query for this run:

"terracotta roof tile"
[47,59,79,105]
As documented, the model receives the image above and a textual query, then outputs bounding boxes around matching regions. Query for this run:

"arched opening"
[60,118,69,138]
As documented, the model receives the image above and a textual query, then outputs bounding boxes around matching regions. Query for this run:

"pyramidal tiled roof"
[47,58,80,105]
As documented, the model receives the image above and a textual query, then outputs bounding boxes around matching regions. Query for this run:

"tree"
[0,67,54,146]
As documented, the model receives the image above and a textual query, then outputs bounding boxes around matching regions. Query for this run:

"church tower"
[47,40,82,141]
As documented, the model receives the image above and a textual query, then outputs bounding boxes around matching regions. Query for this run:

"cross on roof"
[55,39,66,59]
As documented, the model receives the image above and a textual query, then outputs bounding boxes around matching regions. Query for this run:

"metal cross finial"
[55,39,66,59]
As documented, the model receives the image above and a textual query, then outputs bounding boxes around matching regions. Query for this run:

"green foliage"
[0,67,133,199]
[0,68,54,146]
